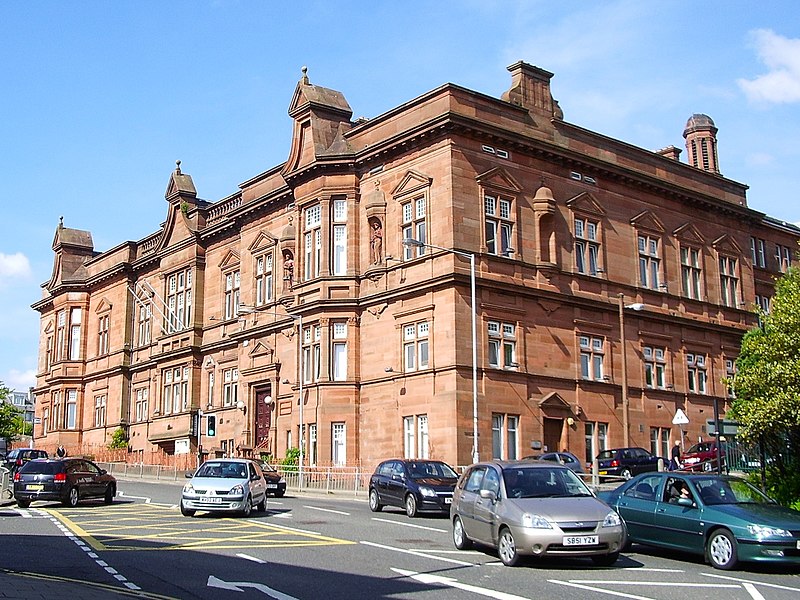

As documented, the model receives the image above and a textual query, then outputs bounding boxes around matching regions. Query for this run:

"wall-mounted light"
[281,379,290,385]
[236,400,246,414]
[384,367,394,373]
[566,417,575,426]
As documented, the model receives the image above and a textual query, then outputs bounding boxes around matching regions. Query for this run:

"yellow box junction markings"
[45,504,354,552]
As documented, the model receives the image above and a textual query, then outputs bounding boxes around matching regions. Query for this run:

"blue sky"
[2,1,799,393]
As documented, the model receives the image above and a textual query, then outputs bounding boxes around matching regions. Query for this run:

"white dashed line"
[360,541,473,566]
[303,505,350,516]
[370,517,447,533]
[236,553,266,564]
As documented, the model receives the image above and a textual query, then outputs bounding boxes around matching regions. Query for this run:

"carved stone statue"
[283,250,294,291]
[370,219,383,265]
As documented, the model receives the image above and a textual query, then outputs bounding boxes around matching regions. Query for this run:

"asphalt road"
[1,478,799,599]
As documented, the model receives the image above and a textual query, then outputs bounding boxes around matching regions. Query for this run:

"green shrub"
[280,447,300,468]
[108,427,128,449]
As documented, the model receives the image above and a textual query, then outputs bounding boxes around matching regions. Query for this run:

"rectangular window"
[491,413,520,460]
[402,197,427,260]
[332,198,347,276]
[97,314,109,356]
[403,416,414,459]
[417,415,429,459]
[69,308,82,360]
[403,414,429,459]
[166,268,192,332]
[574,217,600,275]
[643,346,667,389]
[638,235,660,289]
[331,322,347,381]
[45,335,53,370]
[308,423,318,466]
[162,366,189,414]
[56,310,66,361]
[224,270,241,320]
[681,246,702,300]
[304,204,322,280]
[776,244,792,272]
[223,368,239,407]
[137,304,152,346]
[332,422,346,466]
[403,321,430,372]
[51,390,61,431]
[207,371,215,407]
[650,427,671,460]
[94,394,106,428]
[751,237,767,268]
[579,335,604,380]
[719,256,739,307]
[755,295,771,314]
[66,390,77,430]
[726,358,736,398]
[487,321,517,368]
[134,388,148,423]
[484,194,514,256]
[255,254,273,306]
[687,353,708,394]
[302,325,322,383]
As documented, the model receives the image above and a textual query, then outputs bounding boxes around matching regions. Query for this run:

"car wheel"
[707,528,738,570]
[405,494,418,518]
[620,468,632,480]
[63,486,79,508]
[241,495,252,517]
[368,488,383,512]
[104,484,115,505]
[452,516,473,550]
[591,551,619,567]
[275,489,285,498]
[16,498,31,509]
[180,500,195,517]
[498,527,521,567]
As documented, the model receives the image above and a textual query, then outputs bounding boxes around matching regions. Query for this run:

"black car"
[4,448,49,475]
[596,447,661,479]
[260,462,287,497]
[13,457,116,508]
[368,459,459,517]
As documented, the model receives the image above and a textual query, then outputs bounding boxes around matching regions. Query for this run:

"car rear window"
[20,461,61,475]
[597,450,614,460]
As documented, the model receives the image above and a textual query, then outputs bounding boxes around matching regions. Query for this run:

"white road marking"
[265,523,321,535]
[117,491,151,503]
[550,579,655,599]
[361,541,472,566]
[743,582,766,600]
[237,553,266,564]
[569,580,739,588]
[410,549,477,555]
[371,517,447,532]
[393,568,529,600]
[620,568,685,572]
[702,572,800,593]
[208,575,299,599]
[303,505,350,516]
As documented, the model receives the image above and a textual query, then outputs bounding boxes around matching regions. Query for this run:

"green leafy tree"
[729,265,800,506]
[108,427,128,449]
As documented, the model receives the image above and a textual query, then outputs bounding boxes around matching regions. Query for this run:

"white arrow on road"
[207,575,299,599]
[391,568,530,600]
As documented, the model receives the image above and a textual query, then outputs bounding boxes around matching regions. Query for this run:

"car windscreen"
[19,461,61,475]
[693,476,773,505]
[407,461,458,479]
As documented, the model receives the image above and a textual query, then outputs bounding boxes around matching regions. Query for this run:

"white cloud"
[3,368,36,392]
[738,29,800,104]
[0,252,32,282]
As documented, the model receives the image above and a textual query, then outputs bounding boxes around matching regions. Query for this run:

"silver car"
[181,459,268,517]
[451,460,626,566]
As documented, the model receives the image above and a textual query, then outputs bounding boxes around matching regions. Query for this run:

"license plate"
[267,484,278,489]
[598,470,607,475]
[26,484,44,491]
[201,496,222,503]
[444,497,452,504]
[563,535,598,546]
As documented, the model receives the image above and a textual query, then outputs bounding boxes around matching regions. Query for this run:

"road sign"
[672,408,689,425]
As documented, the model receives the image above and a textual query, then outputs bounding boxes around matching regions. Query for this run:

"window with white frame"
[403,321,430,372]
[51,390,61,431]
[775,244,792,272]
[162,366,189,414]
[755,295,771,314]
[403,414,429,459]
[584,422,608,466]
[719,256,739,307]
[725,358,736,398]
[680,246,702,300]
[303,324,321,383]
[308,423,318,466]
[66,389,77,430]
[223,367,239,407]
[579,335,604,381]
[331,198,347,276]
[574,217,600,275]
[751,237,767,268]
[224,270,240,320]
[45,333,53,370]
[402,197,427,260]
[638,235,660,289]
[97,314,109,356]
[69,307,82,360]
[484,194,514,256]
[94,394,106,428]
[331,322,347,381]
[487,321,516,369]
[687,353,707,394]
[255,253,273,306]
[304,204,322,280]
[56,310,66,361]
[491,414,519,460]
[137,303,151,346]
[332,422,346,466]
[134,387,148,423]
[43,408,49,436]
[207,371,215,407]
[166,268,192,332]
[643,346,667,389]
[650,427,671,460]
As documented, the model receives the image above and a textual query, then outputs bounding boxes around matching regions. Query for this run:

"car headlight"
[279,477,286,484]
[183,484,194,494]
[602,511,622,528]
[419,486,436,498]
[748,524,792,539]
[230,484,244,495]
[521,513,552,529]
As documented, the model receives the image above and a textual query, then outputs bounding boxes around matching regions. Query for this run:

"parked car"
[524,451,585,473]
[13,457,116,508]
[596,447,660,479]
[368,459,459,517]
[598,471,800,569]
[4,448,49,475]
[450,460,625,567]
[181,458,268,517]
[259,462,287,497]
[681,440,726,472]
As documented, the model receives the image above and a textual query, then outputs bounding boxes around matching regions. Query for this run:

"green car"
[599,472,800,570]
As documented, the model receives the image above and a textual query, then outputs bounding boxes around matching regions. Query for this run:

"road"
[1,478,799,599]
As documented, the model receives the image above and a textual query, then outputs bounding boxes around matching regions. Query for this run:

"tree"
[729,265,800,506]
[108,427,128,449]
[0,382,25,446]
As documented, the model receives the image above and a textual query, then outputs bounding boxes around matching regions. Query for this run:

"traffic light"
[207,415,216,437]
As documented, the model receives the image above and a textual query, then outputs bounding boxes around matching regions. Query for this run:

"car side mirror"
[677,497,694,507]
[185,472,194,479]
[100,469,107,475]
[479,489,497,502]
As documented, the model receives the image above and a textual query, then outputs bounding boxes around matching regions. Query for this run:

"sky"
[1,1,799,394]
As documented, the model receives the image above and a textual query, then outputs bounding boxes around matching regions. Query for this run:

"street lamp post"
[618,293,644,447]
[403,238,479,463]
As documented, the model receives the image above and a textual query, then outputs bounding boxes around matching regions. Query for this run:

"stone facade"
[32,62,799,468]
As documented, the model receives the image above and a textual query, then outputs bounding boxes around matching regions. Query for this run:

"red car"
[680,441,725,472]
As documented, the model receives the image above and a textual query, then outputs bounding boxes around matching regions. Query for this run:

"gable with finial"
[218,249,241,271]
[630,210,665,234]
[392,170,433,198]
[673,223,706,245]
[94,298,113,314]
[165,160,197,202]
[711,233,743,255]
[248,341,275,360]
[476,167,522,194]
[248,231,279,254]
[565,191,605,216]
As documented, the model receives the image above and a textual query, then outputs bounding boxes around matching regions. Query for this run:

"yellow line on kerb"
[43,507,108,551]
[0,569,179,600]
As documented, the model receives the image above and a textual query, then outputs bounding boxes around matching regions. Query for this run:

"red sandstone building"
[32,62,799,468]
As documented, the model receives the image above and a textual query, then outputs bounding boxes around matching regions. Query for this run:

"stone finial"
[301,66,309,84]
[59,216,64,228]
[175,160,182,174]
